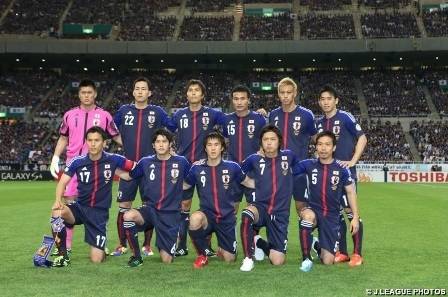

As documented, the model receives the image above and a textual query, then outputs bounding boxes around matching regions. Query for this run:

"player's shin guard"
[123,221,141,258]
[177,210,190,250]
[189,228,208,256]
[241,209,256,258]
[143,224,154,247]
[347,213,363,256]
[51,217,67,257]
[299,220,313,261]
[338,213,349,255]
[117,207,130,247]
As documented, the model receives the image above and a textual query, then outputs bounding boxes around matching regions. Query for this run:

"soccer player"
[111,77,172,257]
[183,132,252,268]
[170,79,225,256]
[221,85,266,211]
[49,79,121,252]
[239,124,300,272]
[268,77,317,216]
[316,85,367,266]
[50,127,134,267]
[297,131,360,272]
[121,129,190,267]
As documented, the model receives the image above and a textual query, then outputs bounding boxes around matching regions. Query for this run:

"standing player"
[121,129,190,267]
[170,79,225,256]
[239,124,300,272]
[268,77,317,217]
[50,127,134,267]
[111,77,172,257]
[316,85,367,266]
[297,131,360,272]
[221,85,266,211]
[183,132,252,268]
[49,79,121,253]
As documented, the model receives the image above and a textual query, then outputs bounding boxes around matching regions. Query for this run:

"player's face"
[133,81,151,104]
[78,86,97,107]
[153,135,170,156]
[316,136,335,160]
[232,91,250,112]
[205,138,223,160]
[261,131,280,154]
[278,84,297,106]
[187,84,204,105]
[86,132,105,156]
[318,91,338,114]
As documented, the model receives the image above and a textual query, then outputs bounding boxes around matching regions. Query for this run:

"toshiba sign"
[389,172,448,183]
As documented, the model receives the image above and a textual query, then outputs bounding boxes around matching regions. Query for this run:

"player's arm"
[350,134,367,166]
[240,176,255,189]
[345,183,360,235]
[183,182,192,190]
[50,135,68,178]
[53,173,71,210]
[183,165,196,190]
[112,134,123,146]
[115,168,131,181]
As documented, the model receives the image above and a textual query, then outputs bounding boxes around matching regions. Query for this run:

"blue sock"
[177,210,190,250]
[189,228,208,256]
[338,213,348,255]
[299,219,313,261]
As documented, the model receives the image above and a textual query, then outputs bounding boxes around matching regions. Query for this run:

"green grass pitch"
[0,181,447,297]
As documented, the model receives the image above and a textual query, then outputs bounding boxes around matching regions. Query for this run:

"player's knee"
[295,201,307,215]
[189,211,204,229]
[181,199,192,211]
[300,209,316,223]
[160,253,173,264]
[270,255,285,266]
[119,201,132,208]
[222,253,236,263]
[90,252,105,263]
[241,206,258,223]
[123,209,138,221]
[321,256,335,265]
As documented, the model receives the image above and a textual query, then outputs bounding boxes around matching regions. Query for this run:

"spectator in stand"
[187,0,235,12]
[361,12,420,38]
[240,14,293,40]
[300,14,356,40]
[423,71,448,116]
[423,9,448,37]
[180,17,234,41]
[301,0,351,10]
[409,120,448,163]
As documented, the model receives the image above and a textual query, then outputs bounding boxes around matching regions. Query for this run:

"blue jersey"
[114,104,172,161]
[185,160,245,223]
[268,106,317,160]
[316,110,364,175]
[295,159,354,217]
[170,106,225,163]
[65,152,133,209]
[130,155,190,212]
[222,111,266,163]
[242,150,300,214]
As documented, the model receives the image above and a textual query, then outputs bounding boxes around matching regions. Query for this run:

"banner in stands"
[0,171,53,181]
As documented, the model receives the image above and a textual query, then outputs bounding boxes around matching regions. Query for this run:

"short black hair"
[79,79,97,91]
[319,85,338,99]
[315,131,337,146]
[85,126,108,140]
[185,79,206,98]
[152,128,174,144]
[231,85,251,99]
[203,131,226,152]
[133,76,151,90]
[259,124,282,151]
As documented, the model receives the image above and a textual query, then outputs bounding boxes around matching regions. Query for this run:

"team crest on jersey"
[104,169,112,183]
[147,113,156,128]
[281,161,289,176]
[222,174,230,189]
[292,121,301,136]
[247,124,255,138]
[202,115,210,130]
[93,113,101,126]
[331,175,340,191]
[332,125,341,136]
[171,168,179,184]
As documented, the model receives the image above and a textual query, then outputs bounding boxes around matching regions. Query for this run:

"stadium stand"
[423,9,448,38]
[300,0,351,10]
[423,71,448,116]
[240,14,294,40]
[410,120,448,163]
[65,0,124,25]
[359,0,411,9]
[299,14,356,40]
[119,16,177,41]
[179,16,234,41]
[361,12,420,38]
[186,0,235,12]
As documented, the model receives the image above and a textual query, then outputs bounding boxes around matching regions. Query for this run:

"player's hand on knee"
[50,155,60,178]
[52,199,64,211]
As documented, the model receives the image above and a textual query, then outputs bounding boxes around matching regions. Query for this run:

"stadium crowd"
[186,0,234,12]
[359,0,411,8]
[65,0,124,25]
[423,71,448,116]
[240,14,293,40]
[410,120,448,163]
[361,12,420,38]
[179,17,234,41]
[301,0,351,10]
[423,9,448,38]
[299,14,356,39]
[119,16,177,41]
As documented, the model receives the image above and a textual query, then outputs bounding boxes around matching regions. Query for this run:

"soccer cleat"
[110,246,128,256]
[300,258,313,272]
[127,256,143,267]
[193,255,208,269]
[51,248,71,257]
[348,254,363,267]
[142,246,154,256]
[205,248,217,258]
[52,255,70,267]
[311,237,319,259]
[240,257,254,272]
[253,235,265,261]
[175,248,188,257]
[334,251,350,263]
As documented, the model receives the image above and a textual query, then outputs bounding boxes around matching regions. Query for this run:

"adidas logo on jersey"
[229,120,234,124]
[259,159,265,163]
[312,169,318,173]
[181,114,187,118]
[150,164,155,168]
[126,111,132,115]
[200,171,206,175]
[82,167,88,171]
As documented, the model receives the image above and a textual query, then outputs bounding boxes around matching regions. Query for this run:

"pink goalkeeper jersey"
[59,106,119,160]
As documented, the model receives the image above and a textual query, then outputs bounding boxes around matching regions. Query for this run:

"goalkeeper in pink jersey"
[49,79,122,252]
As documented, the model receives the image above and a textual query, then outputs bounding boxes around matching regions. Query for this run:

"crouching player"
[122,129,191,267]
[50,127,135,267]
[183,132,253,269]
[297,131,360,272]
